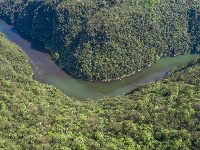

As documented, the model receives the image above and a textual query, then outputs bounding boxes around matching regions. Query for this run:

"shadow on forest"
[10,27,51,54]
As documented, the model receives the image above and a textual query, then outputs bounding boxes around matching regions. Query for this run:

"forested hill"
[1,35,200,149]
[0,0,199,81]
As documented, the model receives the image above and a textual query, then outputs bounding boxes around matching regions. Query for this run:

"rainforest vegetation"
[0,0,199,80]
[0,34,200,149]
[0,0,200,149]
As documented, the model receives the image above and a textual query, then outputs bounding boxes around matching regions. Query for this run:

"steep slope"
[0,0,199,80]
[0,34,200,149]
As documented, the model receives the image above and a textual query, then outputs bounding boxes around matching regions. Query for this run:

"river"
[0,19,199,100]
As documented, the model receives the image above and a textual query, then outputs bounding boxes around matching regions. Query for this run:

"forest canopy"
[0,0,200,149]
[0,0,199,80]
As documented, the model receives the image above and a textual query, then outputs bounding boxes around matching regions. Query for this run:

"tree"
[54,52,60,60]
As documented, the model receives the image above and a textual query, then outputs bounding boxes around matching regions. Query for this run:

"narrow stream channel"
[1,19,199,100]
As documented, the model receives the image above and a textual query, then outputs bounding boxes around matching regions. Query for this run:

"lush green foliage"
[0,35,200,149]
[0,0,199,80]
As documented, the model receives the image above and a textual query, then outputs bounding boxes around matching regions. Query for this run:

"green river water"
[1,19,199,100]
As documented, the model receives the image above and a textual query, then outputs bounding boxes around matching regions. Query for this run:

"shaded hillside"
[0,34,200,149]
[0,0,199,80]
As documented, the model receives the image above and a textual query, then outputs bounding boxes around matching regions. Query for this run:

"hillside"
[0,0,199,80]
[0,34,200,149]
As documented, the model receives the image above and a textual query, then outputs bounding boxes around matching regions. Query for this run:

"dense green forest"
[1,34,200,149]
[0,0,199,80]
